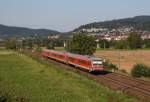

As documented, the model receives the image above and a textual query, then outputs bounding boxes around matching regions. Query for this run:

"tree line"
[65,32,150,55]
[4,37,64,50]
[3,32,150,55]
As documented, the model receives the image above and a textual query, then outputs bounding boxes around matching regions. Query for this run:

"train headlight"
[103,59,106,63]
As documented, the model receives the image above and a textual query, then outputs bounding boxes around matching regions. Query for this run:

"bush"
[108,63,118,71]
[115,40,127,49]
[131,64,150,78]
[143,39,150,48]
[46,42,55,50]
[103,60,118,71]
[5,38,17,49]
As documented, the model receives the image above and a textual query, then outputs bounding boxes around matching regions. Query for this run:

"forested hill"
[1,15,150,39]
[74,16,150,31]
[0,24,61,38]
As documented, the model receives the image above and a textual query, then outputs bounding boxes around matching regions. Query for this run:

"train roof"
[43,49,65,54]
[43,49,103,61]
[67,53,103,61]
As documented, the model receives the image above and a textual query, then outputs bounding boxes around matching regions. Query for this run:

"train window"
[92,60,103,66]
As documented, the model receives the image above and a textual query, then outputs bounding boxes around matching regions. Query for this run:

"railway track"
[97,73,150,100]
[22,50,150,101]
[103,73,150,92]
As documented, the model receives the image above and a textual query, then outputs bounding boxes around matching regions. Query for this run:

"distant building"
[74,26,150,41]
[141,34,150,40]
[48,35,60,39]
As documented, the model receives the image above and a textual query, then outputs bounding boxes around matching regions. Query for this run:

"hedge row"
[131,64,150,78]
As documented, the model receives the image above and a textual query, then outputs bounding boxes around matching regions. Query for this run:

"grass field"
[95,50,150,73]
[0,50,138,102]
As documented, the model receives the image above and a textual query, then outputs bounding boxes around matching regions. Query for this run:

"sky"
[0,0,150,32]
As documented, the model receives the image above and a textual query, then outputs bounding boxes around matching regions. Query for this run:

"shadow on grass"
[91,71,112,75]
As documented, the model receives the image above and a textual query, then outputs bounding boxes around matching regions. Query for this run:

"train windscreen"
[92,60,103,66]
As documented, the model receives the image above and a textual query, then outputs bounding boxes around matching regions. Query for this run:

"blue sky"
[0,0,150,32]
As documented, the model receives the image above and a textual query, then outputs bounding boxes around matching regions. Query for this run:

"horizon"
[1,0,150,32]
[1,15,150,33]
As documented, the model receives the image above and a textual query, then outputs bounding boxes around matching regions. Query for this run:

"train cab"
[90,57,104,71]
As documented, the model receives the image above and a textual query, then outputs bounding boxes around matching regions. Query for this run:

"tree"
[65,34,97,55]
[65,39,73,52]
[127,32,142,49]
[22,39,33,49]
[143,39,150,48]
[53,39,64,47]
[5,38,17,49]
[46,41,55,49]
[99,40,110,49]
[109,40,116,48]
[115,40,127,49]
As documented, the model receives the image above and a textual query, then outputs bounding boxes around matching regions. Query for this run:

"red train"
[42,49,104,72]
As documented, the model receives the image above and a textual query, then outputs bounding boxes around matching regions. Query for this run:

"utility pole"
[118,33,121,69]
[64,41,66,47]
[118,49,121,69]
[104,41,105,50]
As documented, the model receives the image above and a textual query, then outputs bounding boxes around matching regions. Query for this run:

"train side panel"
[67,55,92,71]
[42,50,67,63]
[42,49,104,72]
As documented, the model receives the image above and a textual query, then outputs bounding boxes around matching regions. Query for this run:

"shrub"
[46,42,55,50]
[103,60,118,71]
[115,40,127,49]
[5,38,17,49]
[143,39,150,48]
[108,63,118,71]
[131,64,150,78]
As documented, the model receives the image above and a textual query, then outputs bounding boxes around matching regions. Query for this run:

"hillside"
[0,50,138,101]
[74,15,150,32]
[0,24,61,38]
[1,15,150,39]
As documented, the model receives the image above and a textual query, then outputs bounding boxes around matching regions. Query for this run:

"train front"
[91,57,104,71]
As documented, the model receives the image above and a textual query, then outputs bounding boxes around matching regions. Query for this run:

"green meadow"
[0,50,138,102]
